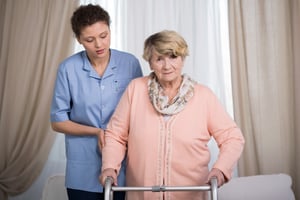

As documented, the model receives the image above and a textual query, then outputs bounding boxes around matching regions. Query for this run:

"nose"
[162,57,173,69]
[94,38,101,48]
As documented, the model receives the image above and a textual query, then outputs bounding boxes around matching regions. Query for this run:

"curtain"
[0,0,78,200]
[292,0,300,197]
[228,0,299,198]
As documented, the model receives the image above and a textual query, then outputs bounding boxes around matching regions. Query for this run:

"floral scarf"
[148,72,196,115]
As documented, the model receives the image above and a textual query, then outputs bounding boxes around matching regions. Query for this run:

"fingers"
[207,168,226,187]
[215,174,225,187]
[100,175,113,186]
[99,168,118,186]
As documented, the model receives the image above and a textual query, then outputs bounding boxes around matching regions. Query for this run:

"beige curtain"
[292,0,300,198]
[228,0,299,198]
[0,0,78,199]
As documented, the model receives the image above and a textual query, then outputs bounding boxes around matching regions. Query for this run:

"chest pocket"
[111,78,131,93]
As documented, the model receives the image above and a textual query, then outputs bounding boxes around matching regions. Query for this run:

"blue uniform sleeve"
[50,63,71,122]
[133,57,143,78]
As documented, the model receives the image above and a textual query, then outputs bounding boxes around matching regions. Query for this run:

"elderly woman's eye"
[170,54,178,59]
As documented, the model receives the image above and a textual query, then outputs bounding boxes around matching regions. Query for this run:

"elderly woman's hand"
[207,168,226,187]
[99,168,118,186]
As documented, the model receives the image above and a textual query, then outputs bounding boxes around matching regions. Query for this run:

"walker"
[104,176,218,200]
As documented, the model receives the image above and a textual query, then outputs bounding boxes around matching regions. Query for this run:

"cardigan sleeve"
[206,88,245,180]
[102,81,132,173]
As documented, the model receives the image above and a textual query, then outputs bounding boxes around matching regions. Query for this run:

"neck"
[160,76,182,91]
[160,77,183,102]
[87,51,110,76]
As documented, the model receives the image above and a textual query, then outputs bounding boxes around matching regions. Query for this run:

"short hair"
[71,4,111,38]
[143,30,189,62]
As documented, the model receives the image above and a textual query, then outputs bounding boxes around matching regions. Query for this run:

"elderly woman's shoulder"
[194,83,217,96]
[128,76,148,87]
[194,83,212,91]
[131,76,148,82]
[124,76,149,95]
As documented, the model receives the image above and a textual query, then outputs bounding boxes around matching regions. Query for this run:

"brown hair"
[71,4,110,38]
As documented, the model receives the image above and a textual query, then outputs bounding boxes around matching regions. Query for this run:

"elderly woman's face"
[150,50,184,84]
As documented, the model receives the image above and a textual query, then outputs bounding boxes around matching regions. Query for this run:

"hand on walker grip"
[207,168,226,187]
[100,168,118,186]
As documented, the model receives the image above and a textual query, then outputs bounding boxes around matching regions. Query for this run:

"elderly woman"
[100,30,245,200]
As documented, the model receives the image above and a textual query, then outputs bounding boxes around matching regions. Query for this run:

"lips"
[96,49,105,55]
[163,71,174,75]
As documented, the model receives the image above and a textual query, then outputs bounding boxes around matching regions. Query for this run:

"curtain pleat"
[228,0,299,198]
[291,0,300,197]
[0,0,79,199]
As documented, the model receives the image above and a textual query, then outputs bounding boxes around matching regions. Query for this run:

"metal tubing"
[104,177,114,200]
[104,177,218,200]
[210,177,218,200]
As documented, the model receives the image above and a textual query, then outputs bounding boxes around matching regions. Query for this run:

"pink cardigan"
[102,76,245,200]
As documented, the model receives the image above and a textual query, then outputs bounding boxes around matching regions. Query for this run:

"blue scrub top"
[50,49,143,192]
